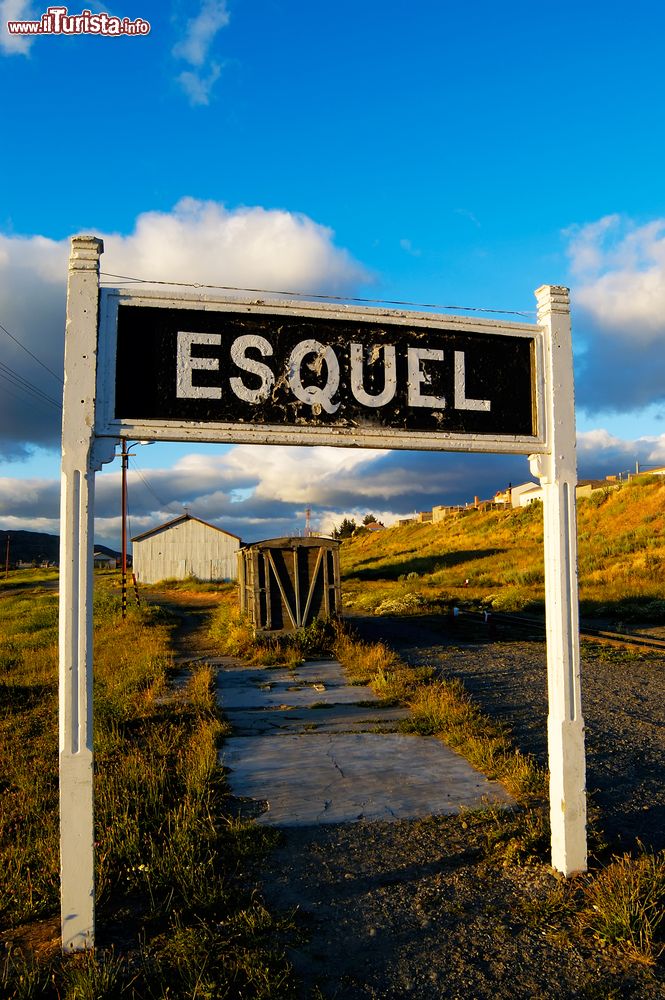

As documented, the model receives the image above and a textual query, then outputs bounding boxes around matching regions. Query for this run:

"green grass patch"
[0,576,296,999]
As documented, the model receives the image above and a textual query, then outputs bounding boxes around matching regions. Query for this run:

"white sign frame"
[96,286,547,454]
[59,236,586,952]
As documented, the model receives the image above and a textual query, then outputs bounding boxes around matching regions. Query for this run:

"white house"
[494,482,540,508]
[132,514,241,584]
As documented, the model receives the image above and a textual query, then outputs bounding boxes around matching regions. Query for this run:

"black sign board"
[113,304,536,438]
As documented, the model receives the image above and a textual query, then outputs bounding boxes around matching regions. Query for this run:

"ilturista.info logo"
[6,6,150,37]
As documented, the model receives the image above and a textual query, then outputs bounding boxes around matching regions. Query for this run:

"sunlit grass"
[332,625,547,807]
[0,574,295,998]
[579,847,665,965]
[340,478,665,619]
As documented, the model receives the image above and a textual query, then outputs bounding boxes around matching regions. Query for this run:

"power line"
[0,362,62,410]
[99,272,536,318]
[129,458,179,513]
[0,378,55,412]
[0,321,64,384]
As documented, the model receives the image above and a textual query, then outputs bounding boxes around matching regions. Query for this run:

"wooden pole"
[121,439,128,620]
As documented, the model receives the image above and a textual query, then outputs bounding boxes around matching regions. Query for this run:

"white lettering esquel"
[176,332,490,414]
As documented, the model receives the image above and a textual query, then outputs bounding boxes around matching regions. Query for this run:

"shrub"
[580,849,665,964]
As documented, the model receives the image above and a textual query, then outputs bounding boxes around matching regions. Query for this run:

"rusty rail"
[483,610,665,654]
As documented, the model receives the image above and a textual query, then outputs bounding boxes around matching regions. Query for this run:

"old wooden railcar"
[238,536,341,634]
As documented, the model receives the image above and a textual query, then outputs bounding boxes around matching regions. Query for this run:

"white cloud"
[565,215,665,411]
[576,428,665,470]
[569,216,665,341]
[101,198,367,291]
[224,446,384,504]
[176,63,221,106]
[172,0,229,67]
[1,0,36,56]
[0,198,367,460]
[172,0,230,105]
[5,425,662,549]
[0,476,60,517]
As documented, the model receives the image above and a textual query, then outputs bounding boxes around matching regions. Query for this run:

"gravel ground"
[255,612,665,999]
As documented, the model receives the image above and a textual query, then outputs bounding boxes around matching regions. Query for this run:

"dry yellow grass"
[340,476,665,619]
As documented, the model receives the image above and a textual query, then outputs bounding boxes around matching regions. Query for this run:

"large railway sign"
[60,237,586,952]
[103,297,540,448]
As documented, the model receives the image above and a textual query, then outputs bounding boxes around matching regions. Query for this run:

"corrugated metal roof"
[131,512,241,544]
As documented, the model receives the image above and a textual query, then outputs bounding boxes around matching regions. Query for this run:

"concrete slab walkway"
[215,657,513,826]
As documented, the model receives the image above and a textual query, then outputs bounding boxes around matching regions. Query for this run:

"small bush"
[580,849,665,964]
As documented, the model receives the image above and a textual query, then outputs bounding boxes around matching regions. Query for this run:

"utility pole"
[120,439,153,619]
[121,439,128,619]
[4,534,9,578]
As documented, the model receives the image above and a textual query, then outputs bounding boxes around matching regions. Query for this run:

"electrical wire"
[129,457,179,513]
[0,362,62,410]
[0,322,64,384]
[99,272,536,318]
[0,378,57,413]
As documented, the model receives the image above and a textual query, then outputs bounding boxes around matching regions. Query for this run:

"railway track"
[489,611,665,655]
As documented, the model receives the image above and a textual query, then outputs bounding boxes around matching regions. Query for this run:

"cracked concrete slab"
[216,659,369,709]
[225,703,411,736]
[216,658,513,826]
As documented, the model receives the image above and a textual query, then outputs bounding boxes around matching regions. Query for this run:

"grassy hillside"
[340,475,665,622]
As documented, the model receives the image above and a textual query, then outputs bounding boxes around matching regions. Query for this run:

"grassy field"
[341,475,665,622]
[0,572,295,999]
[2,474,665,993]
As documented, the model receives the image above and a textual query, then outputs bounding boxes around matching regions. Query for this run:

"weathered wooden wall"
[133,516,240,583]
[238,536,341,634]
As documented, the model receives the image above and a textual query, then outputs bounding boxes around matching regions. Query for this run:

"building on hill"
[432,505,467,522]
[518,478,618,507]
[576,478,617,499]
[132,513,241,584]
[93,551,117,569]
[493,482,540,508]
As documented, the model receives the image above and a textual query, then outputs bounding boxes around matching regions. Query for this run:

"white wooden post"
[59,235,104,951]
[531,285,587,875]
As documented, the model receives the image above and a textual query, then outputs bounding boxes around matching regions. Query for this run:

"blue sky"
[1,0,665,547]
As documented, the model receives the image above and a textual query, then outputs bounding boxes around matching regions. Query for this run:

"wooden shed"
[132,513,241,584]
[238,536,341,634]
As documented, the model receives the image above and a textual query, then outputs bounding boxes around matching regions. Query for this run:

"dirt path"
[144,588,221,661]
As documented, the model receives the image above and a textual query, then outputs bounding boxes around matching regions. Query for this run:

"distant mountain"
[0,530,120,567]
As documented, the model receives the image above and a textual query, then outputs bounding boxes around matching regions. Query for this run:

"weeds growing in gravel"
[333,626,547,807]
[579,847,665,964]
